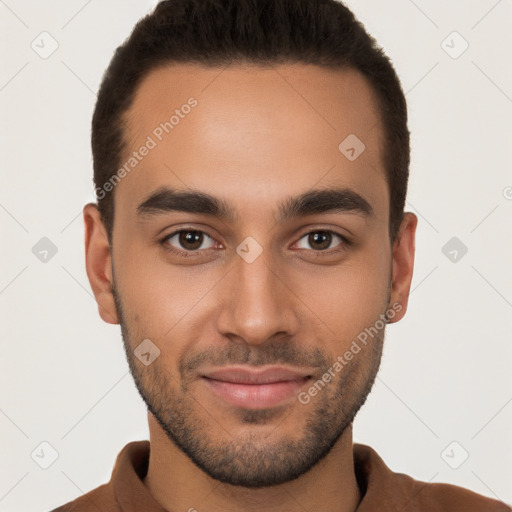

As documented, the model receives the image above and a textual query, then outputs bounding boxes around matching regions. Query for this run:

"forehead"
[117,62,388,225]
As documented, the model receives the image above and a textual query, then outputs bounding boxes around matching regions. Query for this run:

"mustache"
[179,342,329,377]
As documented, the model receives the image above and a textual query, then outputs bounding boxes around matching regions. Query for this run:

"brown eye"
[163,230,215,252]
[179,231,203,250]
[296,231,345,251]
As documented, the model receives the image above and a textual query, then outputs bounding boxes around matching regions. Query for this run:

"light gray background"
[1,1,511,510]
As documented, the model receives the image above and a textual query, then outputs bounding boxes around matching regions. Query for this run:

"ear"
[388,212,417,323]
[83,203,119,324]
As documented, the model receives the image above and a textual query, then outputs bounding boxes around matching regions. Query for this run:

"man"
[52,0,511,510]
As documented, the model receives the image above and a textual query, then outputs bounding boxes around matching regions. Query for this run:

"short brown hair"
[92,0,409,243]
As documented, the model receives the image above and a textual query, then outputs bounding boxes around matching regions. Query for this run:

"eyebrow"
[136,186,374,223]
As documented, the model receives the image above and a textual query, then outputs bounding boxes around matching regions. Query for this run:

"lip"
[201,366,313,409]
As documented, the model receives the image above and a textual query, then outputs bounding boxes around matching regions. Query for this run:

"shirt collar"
[111,440,416,511]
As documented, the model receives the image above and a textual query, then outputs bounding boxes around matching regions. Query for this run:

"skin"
[84,62,417,512]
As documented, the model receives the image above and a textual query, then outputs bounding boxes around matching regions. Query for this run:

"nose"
[216,247,300,346]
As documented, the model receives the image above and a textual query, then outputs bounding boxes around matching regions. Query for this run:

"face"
[85,62,416,487]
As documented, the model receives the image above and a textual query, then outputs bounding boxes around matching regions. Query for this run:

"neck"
[143,412,361,512]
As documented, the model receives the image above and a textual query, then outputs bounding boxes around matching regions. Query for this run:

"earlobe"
[388,212,417,324]
[83,203,119,324]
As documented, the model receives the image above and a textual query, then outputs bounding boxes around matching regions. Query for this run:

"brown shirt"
[51,441,511,511]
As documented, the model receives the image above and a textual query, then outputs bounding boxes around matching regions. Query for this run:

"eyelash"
[159,228,351,259]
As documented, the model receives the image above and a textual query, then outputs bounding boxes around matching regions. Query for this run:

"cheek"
[116,248,226,338]
[289,242,391,342]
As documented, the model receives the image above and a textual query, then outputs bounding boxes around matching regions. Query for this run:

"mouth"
[200,366,313,409]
